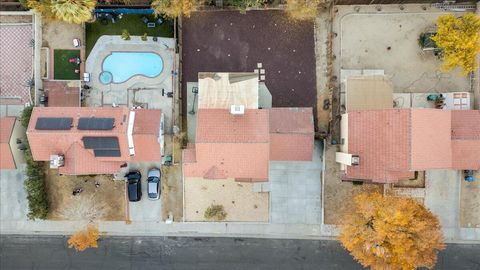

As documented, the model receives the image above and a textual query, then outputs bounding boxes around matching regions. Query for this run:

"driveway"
[127,162,163,222]
[0,165,28,221]
[269,140,323,224]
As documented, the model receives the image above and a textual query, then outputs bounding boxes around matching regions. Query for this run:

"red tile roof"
[27,107,161,175]
[269,108,314,161]
[0,117,16,169]
[344,109,480,183]
[410,109,452,170]
[184,108,314,181]
[196,109,269,143]
[43,81,80,107]
[346,109,411,183]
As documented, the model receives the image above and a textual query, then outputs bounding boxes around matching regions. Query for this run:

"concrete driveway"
[0,165,28,221]
[269,141,323,224]
[126,162,163,222]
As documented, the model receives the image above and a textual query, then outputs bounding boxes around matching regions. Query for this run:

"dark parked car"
[147,168,161,200]
[125,171,142,202]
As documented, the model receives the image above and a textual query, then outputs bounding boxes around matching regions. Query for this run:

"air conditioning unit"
[230,105,245,115]
[50,155,65,169]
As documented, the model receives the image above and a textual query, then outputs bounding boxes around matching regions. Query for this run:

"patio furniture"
[83,72,90,82]
[157,17,164,25]
[141,16,149,24]
[68,57,81,65]
[73,38,80,48]
[147,22,156,28]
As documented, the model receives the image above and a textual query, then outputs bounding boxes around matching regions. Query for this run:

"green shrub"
[224,0,266,13]
[23,138,49,220]
[21,106,33,128]
[141,33,148,41]
[121,29,131,40]
[204,204,227,221]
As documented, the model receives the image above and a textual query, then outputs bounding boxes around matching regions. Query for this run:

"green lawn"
[53,49,81,80]
[86,14,174,57]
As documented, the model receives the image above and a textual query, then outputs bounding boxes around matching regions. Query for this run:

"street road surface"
[1,235,479,270]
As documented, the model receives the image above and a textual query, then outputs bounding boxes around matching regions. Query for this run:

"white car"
[147,168,161,200]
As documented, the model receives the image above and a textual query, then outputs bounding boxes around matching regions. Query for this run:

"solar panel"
[82,137,119,150]
[35,117,73,130]
[94,149,121,157]
[78,118,114,130]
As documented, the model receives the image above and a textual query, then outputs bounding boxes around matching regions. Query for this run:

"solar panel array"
[82,136,121,157]
[78,118,115,130]
[35,117,73,130]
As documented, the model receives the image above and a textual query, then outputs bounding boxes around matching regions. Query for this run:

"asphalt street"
[1,235,479,270]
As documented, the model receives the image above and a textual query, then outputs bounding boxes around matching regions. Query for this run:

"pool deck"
[85,35,175,130]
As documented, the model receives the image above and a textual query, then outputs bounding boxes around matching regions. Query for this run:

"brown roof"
[269,108,314,161]
[344,109,480,183]
[0,117,16,169]
[27,107,161,175]
[43,81,80,107]
[184,107,314,181]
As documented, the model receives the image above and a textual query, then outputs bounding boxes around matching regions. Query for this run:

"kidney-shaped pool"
[100,52,163,84]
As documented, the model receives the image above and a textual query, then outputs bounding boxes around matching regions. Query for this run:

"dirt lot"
[333,5,470,94]
[161,165,183,221]
[182,10,316,117]
[45,169,126,221]
[460,171,480,228]
[184,177,269,222]
[323,144,383,225]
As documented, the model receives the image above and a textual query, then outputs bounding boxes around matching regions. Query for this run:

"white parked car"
[147,168,161,200]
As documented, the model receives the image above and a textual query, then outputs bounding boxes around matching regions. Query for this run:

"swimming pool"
[100,52,163,84]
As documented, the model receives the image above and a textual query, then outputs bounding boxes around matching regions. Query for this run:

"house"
[336,109,480,183]
[183,72,314,221]
[0,117,24,170]
[26,107,164,175]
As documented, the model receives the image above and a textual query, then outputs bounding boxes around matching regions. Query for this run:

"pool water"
[100,52,163,84]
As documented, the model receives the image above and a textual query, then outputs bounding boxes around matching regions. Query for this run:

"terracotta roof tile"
[269,108,314,161]
[410,109,452,170]
[184,143,269,180]
[0,117,16,169]
[344,109,480,182]
[269,108,314,134]
[27,107,161,174]
[196,109,269,143]
[43,81,80,107]
[0,117,15,143]
[346,109,411,182]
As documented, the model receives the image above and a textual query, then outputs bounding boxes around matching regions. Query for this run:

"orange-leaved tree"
[432,13,480,75]
[339,192,445,270]
[68,224,100,252]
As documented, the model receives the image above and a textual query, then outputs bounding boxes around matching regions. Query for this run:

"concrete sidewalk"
[0,220,329,240]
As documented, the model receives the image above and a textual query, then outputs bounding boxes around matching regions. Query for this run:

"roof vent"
[230,105,245,115]
[50,155,64,169]
[351,155,360,166]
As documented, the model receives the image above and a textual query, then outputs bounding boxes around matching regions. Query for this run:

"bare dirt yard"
[161,165,183,221]
[182,10,317,117]
[333,5,470,94]
[184,178,269,222]
[323,144,383,225]
[45,169,126,221]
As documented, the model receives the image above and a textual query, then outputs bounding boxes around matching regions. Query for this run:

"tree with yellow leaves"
[339,192,445,270]
[68,224,100,252]
[285,0,321,21]
[151,0,201,19]
[26,0,96,24]
[432,13,480,75]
